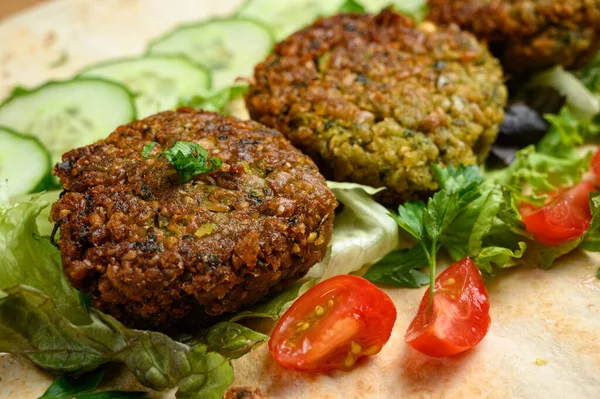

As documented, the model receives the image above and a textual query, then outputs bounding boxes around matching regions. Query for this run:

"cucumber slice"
[0,126,52,197]
[357,0,427,20]
[0,79,136,165]
[147,18,274,89]
[80,56,211,118]
[236,0,345,40]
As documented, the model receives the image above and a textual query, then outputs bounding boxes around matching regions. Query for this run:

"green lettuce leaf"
[488,145,592,203]
[0,198,88,323]
[307,182,399,280]
[475,242,527,273]
[189,322,267,360]
[75,392,147,399]
[40,369,105,398]
[0,199,233,398]
[41,369,148,399]
[0,285,233,397]
[0,179,8,205]
[529,65,600,119]
[576,52,600,94]
[9,190,61,236]
[231,278,317,321]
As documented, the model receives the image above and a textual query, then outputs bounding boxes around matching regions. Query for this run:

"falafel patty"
[246,10,507,204]
[51,108,337,328]
[427,0,600,74]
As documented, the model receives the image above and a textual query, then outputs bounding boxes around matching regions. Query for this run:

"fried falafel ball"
[246,10,507,204]
[427,0,600,74]
[51,108,337,329]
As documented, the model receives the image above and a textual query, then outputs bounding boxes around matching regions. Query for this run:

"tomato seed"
[351,341,362,355]
[363,345,379,356]
[315,305,325,316]
[344,353,355,368]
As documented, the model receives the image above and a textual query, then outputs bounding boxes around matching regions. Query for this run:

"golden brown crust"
[246,10,506,204]
[51,108,337,328]
[427,0,600,73]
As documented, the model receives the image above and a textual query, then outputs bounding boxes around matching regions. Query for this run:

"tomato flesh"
[405,257,491,358]
[520,181,595,245]
[269,275,397,372]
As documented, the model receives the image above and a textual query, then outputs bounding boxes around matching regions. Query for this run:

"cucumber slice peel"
[0,78,136,166]
[0,126,52,197]
[147,17,274,89]
[80,55,211,118]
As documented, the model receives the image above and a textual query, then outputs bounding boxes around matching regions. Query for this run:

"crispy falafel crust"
[51,108,337,328]
[427,0,600,73]
[246,10,507,204]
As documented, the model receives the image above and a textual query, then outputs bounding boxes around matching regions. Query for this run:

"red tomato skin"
[269,275,397,373]
[520,181,595,246]
[405,257,491,358]
[591,147,600,181]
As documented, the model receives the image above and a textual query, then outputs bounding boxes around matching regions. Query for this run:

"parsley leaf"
[390,201,424,241]
[366,164,528,289]
[363,244,430,288]
[142,141,222,184]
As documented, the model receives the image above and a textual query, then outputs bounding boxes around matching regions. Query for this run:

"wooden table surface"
[0,0,48,21]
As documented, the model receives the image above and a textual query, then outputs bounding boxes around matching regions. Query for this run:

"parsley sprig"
[141,141,222,184]
[391,165,483,306]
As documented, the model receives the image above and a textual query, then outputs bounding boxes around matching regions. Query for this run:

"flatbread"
[0,1,599,398]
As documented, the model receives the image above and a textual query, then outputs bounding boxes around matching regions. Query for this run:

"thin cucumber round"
[147,17,274,89]
[357,0,427,20]
[236,0,345,40]
[0,78,136,166]
[0,126,52,197]
[79,55,211,118]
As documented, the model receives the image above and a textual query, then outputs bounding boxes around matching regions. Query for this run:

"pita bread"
[0,1,599,398]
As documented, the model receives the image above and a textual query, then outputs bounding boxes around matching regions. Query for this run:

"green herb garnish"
[366,164,527,289]
[142,141,222,184]
[39,369,147,399]
[391,165,484,305]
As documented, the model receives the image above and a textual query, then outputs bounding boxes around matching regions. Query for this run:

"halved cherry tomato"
[519,180,595,245]
[405,257,490,358]
[269,275,397,372]
[591,147,600,181]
